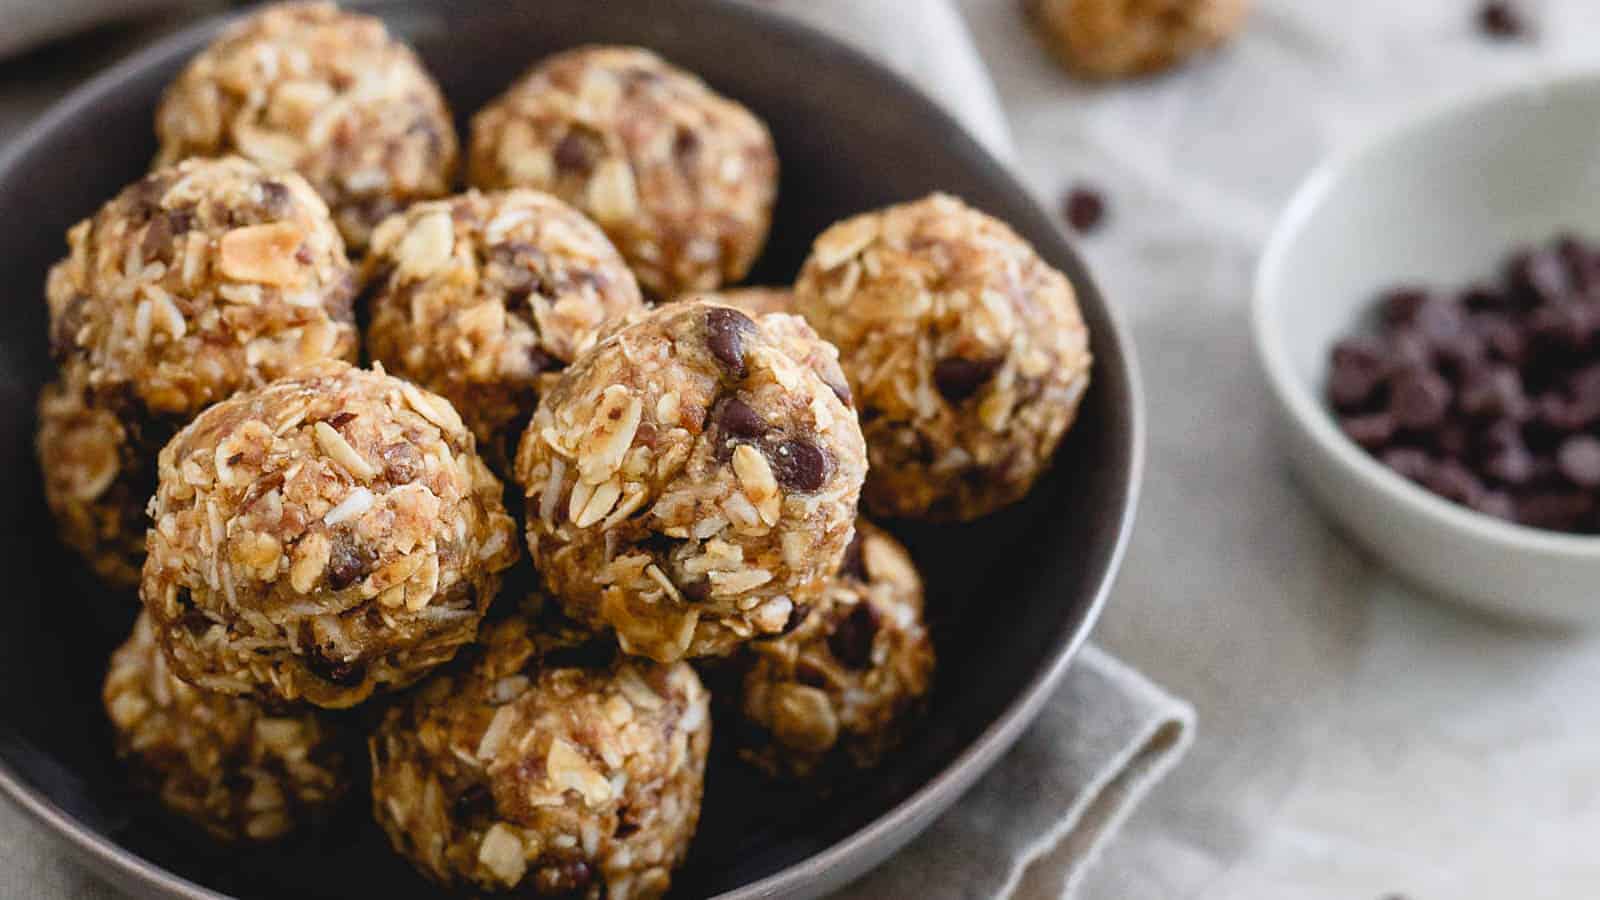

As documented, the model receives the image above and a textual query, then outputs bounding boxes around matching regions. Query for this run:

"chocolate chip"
[1459,366,1528,421]
[1340,412,1395,449]
[681,578,710,603]
[1061,185,1106,234]
[452,783,494,821]
[1328,336,1390,410]
[1390,370,1452,430]
[1423,459,1484,506]
[553,131,599,175]
[1472,490,1516,520]
[1380,447,1434,483]
[527,346,555,374]
[1517,491,1593,530]
[828,603,880,670]
[705,307,754,378]
[716,396,768,439]
[260,180,290,216]
[769,439,829,492]
[673,127,700,163]
[326,537,376,590]
[1557,435,1600,487]
[302,637,366,687]
[140,214,175,262]
[380,442,422,483]
[1511,247,1567,304]
[1478,1,1529,40]
[933,356,1001,403]
[327,411,357,429]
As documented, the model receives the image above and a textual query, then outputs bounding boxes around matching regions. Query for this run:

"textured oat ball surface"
[141,362,519,708]
[36,371,168,588]
[794,193,1092,521]
[46,156,359,418]
[104,612,351,843]
[514,302,867,662]
[738,520,933,779]
[154,1,458,249]
[702,286,795,318]
[370,615,710,899]
[1026,0,1250,80]
[468,45,778,298]
[364,189,646,466]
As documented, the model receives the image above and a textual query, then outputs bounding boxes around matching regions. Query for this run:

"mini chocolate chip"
[778,602,811,636]
[1340,412,1395,449]
[326,537,376,590]
[1517,491,1593,530]
[1380,447,1434,483]
[1459,366,1528,421]
[1557,435,1600,487]
[1061,185,1106,234]
[673,127,700,162]
[1461,284,1506,311]
[1530,303,1594,351]
[1390,370,1452,430]
[1386,328,1434,373]
[933,356,1001,403]
[1473,490,1517,520]
[260,180,290,216]
[717,396,768,439]
[1478,1,1529,40]
[769,439,829,492]
[294,244,313,265]
[1483,443,1534,486]
[1433,421,1471,459]
[300,627,367,686]
[553,131,599,175]
[527,346,556,374]
[828,603,880,670]
[1473,313,1528,365]
[838,529,867,581]
[452,783,494,821]
[705,307,755,377]
[681,578,710,603]
[1423,459,1484,506]
[380,441,423,483]
[140,214,175,262]
[327,411,357,429]
[226,452,245,467]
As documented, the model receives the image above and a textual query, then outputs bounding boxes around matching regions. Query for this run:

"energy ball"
[370,615,710,899]
[514,302,866,661]
[36,371,166,588]
[793,193,1093,521]
[142,361,519,709]
[737,521,933,779]
[41,156,358,584]
[104,612,351,843]
[364,189,646,466]
[1025,0,1251,80]
[468,46,778,298]
[154,1,458,249]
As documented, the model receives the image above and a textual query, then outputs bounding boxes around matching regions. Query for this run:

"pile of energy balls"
[41,4,1093,897]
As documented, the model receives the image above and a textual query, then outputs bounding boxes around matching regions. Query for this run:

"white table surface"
[948,0,1600,896]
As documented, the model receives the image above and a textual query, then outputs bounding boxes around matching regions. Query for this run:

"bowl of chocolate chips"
[1254,71,1600,625]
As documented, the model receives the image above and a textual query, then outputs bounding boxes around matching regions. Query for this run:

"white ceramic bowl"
[1254,71,1600,626]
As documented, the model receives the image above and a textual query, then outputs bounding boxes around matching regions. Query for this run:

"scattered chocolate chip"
[1380,287,1431,325]
[828,603,880,670]
[768,439,829,492]
[260,180,291,216]
[1061,185,1106,234]
[1458,366,1528,421]
[1328,336,1389,410]
[302,636,367,687]
[933,356,1001,403]
[681,578,710,603]
[1478,1,1529,40]
[705,307,754,378]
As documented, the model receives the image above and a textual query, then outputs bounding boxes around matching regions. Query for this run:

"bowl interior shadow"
[0,1,1138,897]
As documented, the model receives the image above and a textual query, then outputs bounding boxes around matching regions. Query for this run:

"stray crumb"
[1062,185,1107,234]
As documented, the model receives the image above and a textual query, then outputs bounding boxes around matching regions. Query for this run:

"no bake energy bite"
[468,45,777,297]
[141,362,519,708]
[794,193,1093,522]
[1026,0,1251,80]
[40,156,358,586]
[514,301,866,662]
[737,520,933,779]
[104,612,351,843]
[364,189,646,467]
[154,1,458,249]
[370,615,710,899]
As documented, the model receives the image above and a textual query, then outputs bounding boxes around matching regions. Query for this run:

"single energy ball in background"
[794,193,1093,522]
[141,362,519,709]
[737,520,934,779]
[370,615,711,899]
[39,156,359,586]
[514,302,866,662]
[1025,0,1251,80]
[364,189,646,468]
[154,1,458,249]
[103,612,351,843]
[703,285,795,318]
[468,45,778,297]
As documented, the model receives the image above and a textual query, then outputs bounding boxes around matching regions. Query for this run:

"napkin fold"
[0,2,1196,897]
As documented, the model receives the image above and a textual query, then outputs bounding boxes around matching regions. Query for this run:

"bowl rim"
[1252,68,1600,560]
[0,1,1147,897]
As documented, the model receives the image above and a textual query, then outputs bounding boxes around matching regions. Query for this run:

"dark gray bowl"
[0,1,1143,897]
